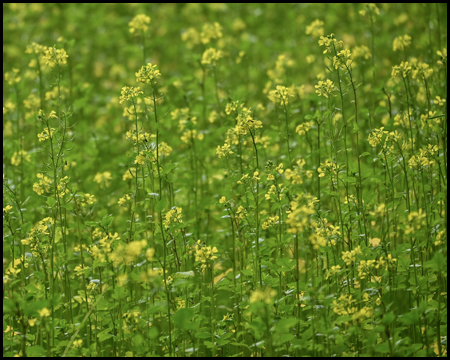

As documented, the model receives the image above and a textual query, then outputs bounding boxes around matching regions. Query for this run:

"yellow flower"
[38,307,51,318]
[305,19,324,38]
[219,196,227,204]
[434,96,446,106]
[93,171,112,188]
[392,61,411,78]
[37,127,56,142]
[201,48,223,66]
[393,34,411,52]
[119,86,143,104]
[73,339,83,348]
[4,68,21,84]
[315,79,335,98]
[42,46,69,67]
[369,238,381,247]
[129,14,151,33]
[3,205,13,214]
[136,63,161,84]
[249,287,277,304]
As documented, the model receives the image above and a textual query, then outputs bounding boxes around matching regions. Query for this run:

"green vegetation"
[3,3,447,357]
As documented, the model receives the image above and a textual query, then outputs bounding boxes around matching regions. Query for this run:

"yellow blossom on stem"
[129,14,151,33]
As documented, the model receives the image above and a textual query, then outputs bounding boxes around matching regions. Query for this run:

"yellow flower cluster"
[123,167,136,181]
[405,209,426,235]
[11,150,31,166]
[181,22,223,48]
[286,195,316,234]
[118,193,131,207]
[352,45,372,60]
[225,100,242,115]
[200,22,223,44]
[317,159,339,178]
[305,19,324,38]
[20,217,55,256]
[262,215,279,230]
[164,207,183,229]
[359,3,380,17]
[57,176,70,197]
[119,86,143,104]
[315,79,335,98]
[437,48,447,67]
[37,127,56,142]
[235,205,247,220]
[90,232,120,264]
[333,49,353,70]
[249,287,277,304]
[271,85,292,106]
[435,229,446,246]
[195,240,218,271]
[266,54,294,83]
[93,171,112,188]
[391,61,411,78]
[201,48,223,66]
[341,246,362,266]
[308,232,327,250]
[25,42,45,55]
[265,184,283,202]
[375,254,397,270]
[367,127,388,147]
[136,63,161,84]
[4,68,21,85]
[80,193,96,207]
[412,62,433,80]
[235,107,262,135]
[392,34,411,52]
[33,173,52,195]
[285,159,311,185]
[109,239,148,266]
[408,144,438,169]
[296,121,314,135]
[318,34,340,54]
[42,46,69,67]
[216,143,233,158]
[357,259,377,279]
[326,265,341,279]
[126,129,154,145]
[129,14,151,33]
[181,129,203,144]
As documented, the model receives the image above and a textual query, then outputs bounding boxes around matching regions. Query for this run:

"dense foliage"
[3,3,447,357]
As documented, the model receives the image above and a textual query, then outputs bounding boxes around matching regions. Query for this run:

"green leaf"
[174,271,195,277]
[360,152,371,157]
[195,331,211,339]
[399,309,419,325]
[46,196,56,207]
[100,215,114,228]
[26,345,46,357]
[97,328,113,342]
[155,198,168,213]
[148,326,159,339]
[133,334,143,346]
[172,308,195,330]
[382,311,395,326]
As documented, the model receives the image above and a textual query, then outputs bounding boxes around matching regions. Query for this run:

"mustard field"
[3,3,447,357]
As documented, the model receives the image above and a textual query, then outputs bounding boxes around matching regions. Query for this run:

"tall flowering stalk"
[134,62,173,355]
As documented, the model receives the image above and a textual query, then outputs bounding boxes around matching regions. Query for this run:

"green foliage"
[3,3,448,358]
